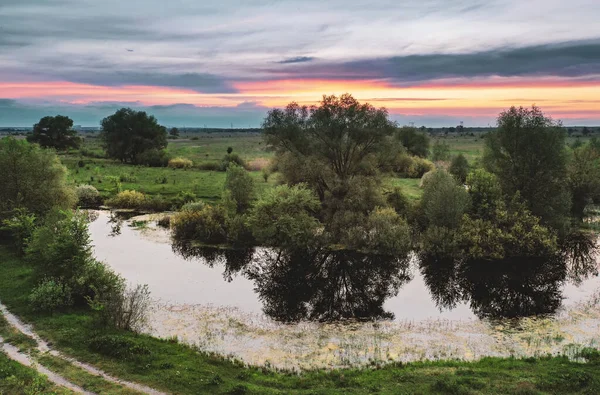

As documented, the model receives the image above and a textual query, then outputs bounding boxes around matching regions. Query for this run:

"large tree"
[483,106,571,233]
[27,115,81,150]
[263,94,396,200]
[100,108,167,163]
[0,138,75,217]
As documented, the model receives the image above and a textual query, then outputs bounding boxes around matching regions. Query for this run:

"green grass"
[1,245,600,394]
[0,351,74,394]
[37,354,143,395]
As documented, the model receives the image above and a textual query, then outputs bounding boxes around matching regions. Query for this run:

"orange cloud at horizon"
[2,77,599,120]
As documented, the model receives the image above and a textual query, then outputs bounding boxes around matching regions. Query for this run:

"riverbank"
[1,246,600,394]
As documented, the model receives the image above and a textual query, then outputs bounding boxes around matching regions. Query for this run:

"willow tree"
[263,94,396,230]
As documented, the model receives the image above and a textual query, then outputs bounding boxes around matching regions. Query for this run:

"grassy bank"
[1,247,599,394]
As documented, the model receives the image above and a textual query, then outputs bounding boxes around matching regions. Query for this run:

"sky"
[1,0,599,127]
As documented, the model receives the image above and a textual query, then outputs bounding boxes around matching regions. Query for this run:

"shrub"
[171,204,229,244]
[90,284,150,332]
[78,160,86,168]
[449,154,469,184]
[386,187,410,217]
[407,156,434,178]
[168,157,193,169]
[76,184,101,208]
[88,335,151,359]
[173,191,196,208]
[345,207,412,255]
[106,190,147,209]
[118,173,137,183]
[248,184,321,249]
[1,208,36,255]
[393,154,434,178]
[421,170,470,229]
[223,164,255,213]
[196,162,221,171]
[220,153,246,171]
[29,279,73,313]
[156,215,171,228]
[134,148,171,167]
[431,140,451,162]
[181,201,206,212]
[143,194,172,212]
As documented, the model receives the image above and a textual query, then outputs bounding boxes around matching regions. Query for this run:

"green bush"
[431,140,451,162]
[106,190,147,209]
[220,153,247,171]
[421,170,471,229]
[76,184,101,208]
[29,279,73,313]
[248,184,321,248]
[89,284,150,332]
[171,204,229,244]
[168,157,193,169]
[386,187,410,217]
[134,148,171,167]
[88,335,151,359]
[180,201,206,212]
[173,191,197,208]
[223,164,254,213]
[1,208,36,255]
[449,154,470,184]
[393,154,434,178]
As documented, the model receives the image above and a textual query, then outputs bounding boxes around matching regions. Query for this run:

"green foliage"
[345,207,412,255]
[220,153,247,171]
[1,208,36,255]
[421,170,470,229]
[484,106,571,233]
[89,284,150,332]
[458,198,558,260]
[465,169,503,220]
[26,210,94,284]
[180,201,206,212]
[29,278,73,313]
[25,210,125,307]
[169,127,179,138]
[568,144,600,219]
[223,164,255,213]
[264,94,396,208]
[170,204,229,244]
[449,154,469,183]
[248,184,321,248]
[75,184,101,208]
[173,191,197,208]
[396,126,430,157]
[0,138,76,216]
[27,115,81,150]
[392,154,434,178]
[88,335,151,360]
[385,186,410,217]
[106,190,147,209]
[134,148,171,167]
[100,108,168,163]
[168,157,193,169]
[431,140,451,161]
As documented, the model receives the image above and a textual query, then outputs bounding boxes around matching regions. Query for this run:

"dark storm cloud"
[63,71,239,94]
[276,41,600,83]
[277,57,316,64]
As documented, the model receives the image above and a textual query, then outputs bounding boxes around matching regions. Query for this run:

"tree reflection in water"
[421,239,598,319]
[246,249,412,322]
[172,238,597,322]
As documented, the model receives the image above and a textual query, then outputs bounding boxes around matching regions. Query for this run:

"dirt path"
[0,302,168,395]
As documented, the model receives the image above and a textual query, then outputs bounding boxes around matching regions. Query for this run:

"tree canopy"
[100,108,167,163]
[483,106,571,233]
[263,94,396,199]
[27,115,81,150]
[0,138,75,217]
[396,126,430,158]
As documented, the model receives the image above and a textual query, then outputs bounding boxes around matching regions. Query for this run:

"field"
[61,132,599,207]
